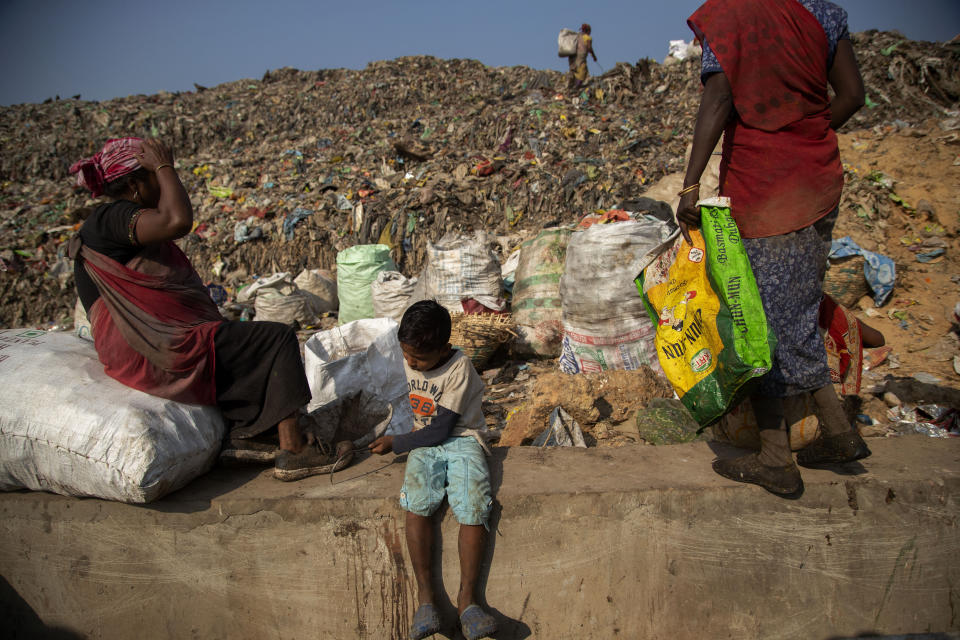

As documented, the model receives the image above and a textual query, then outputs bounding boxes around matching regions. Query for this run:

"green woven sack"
[336,244,396,325]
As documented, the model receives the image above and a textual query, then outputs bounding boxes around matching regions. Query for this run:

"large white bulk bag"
[559,217,676,374]
[0,329,225,503]
[303,318,413,439]
[558,29,579,57]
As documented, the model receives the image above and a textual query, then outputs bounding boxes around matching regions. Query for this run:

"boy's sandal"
[459,604,497,640]
[409,603,441,640]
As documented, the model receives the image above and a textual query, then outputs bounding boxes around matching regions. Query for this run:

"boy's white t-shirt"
[403,349,489,451]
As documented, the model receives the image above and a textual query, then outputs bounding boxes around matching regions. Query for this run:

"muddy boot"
[797,431,871,467]
[274,443,339,482]
[798,386,872,467]
[716,397,803,496]
[713,453,804,497]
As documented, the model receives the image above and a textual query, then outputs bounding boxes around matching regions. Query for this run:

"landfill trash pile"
[0,31,957,447]
[2,32,957,329]
[851,30,960,125]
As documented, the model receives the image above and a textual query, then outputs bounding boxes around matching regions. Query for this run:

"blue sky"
[1,0,957,106]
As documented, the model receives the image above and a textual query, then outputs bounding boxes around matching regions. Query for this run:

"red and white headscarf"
[70,137,143,197]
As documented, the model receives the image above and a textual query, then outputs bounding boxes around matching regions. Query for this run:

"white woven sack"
[254,290,312,326]
[558,29,579,56]
[237,272,290,303]
[294,268,338,314]
[558,218,676,374]
[241,272,313,326]
[0,329,224,503]
[424,231,504,314]
[303,318,413,437]
[371,271,417,323]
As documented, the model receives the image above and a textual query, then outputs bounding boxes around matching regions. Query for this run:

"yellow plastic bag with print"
[637,197,775,426]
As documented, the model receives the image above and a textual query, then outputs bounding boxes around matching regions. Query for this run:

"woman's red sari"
[73,238,223,405]
[689,0,844,238]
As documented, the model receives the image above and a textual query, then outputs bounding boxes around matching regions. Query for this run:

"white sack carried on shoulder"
[558,28,579,57]
[0,329,225,503]
[371,271,417,323]
[303,318,413,438]
[424,231,504,314]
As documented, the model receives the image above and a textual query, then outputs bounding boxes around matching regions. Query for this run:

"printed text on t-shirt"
[409,394,436,416]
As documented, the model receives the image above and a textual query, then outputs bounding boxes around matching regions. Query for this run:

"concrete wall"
[1,437,958,639]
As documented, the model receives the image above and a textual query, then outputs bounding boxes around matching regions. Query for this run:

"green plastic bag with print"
[637,197,776,426]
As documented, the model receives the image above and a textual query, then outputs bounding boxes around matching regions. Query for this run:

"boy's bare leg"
[406,512,435,606]
[457,524,486,615]
[277,413,304,453]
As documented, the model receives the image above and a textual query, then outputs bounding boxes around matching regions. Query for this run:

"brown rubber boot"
[713,453,804,497]
[797,431,871,467]
[799,386,873,466]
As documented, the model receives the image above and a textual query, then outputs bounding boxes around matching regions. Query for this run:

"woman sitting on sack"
[70,137,344,481]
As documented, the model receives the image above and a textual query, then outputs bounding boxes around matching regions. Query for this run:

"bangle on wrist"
[155,163,173,173]
[677,183,700,197]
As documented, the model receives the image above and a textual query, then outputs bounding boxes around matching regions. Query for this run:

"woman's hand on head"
[129,137,193,244]
[137,138,174,172]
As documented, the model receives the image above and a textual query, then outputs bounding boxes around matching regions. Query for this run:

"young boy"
[370,300,497,640]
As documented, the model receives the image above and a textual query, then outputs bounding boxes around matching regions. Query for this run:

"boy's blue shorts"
[399,436,492,528]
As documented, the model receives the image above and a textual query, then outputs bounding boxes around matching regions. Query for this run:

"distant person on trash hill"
[676,0,869,497]
[568,23,597,90]
[69,137,346,482]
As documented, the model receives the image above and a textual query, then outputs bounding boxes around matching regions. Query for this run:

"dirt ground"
[493,366,674,446]
[834,121,960,424]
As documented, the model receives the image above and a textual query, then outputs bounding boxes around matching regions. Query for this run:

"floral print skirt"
[742,209,837,397]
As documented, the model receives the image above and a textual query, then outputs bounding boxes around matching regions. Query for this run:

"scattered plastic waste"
[207,184,233,199]
[233,217,264,243]
[887,404,959,438]
[915,248,945,263]
[532,406,587,447]
[0,29,956,357]
[283,207,313,241]
[206,283,228,306]
[863,345,892,371]
[912,372,942,385]
[829,237,896,306]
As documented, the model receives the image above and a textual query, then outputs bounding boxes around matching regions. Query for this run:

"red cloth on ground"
[819,294,862,395]
[688,0,843,238]
[79,240,223,405]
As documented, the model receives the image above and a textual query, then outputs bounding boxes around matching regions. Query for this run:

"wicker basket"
[449,313,516,368]
[823,255,869,308]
